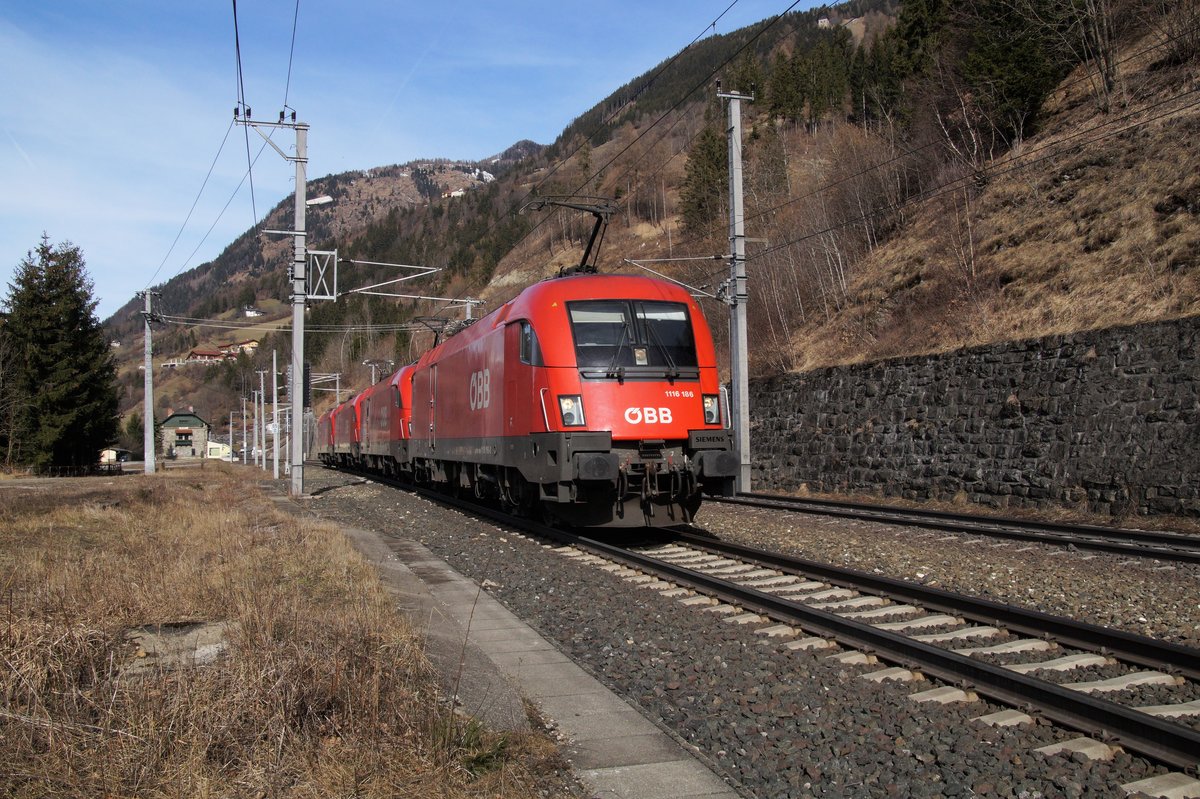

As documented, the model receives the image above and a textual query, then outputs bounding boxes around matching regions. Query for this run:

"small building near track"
[100,447,132,464]
[206,440,232,461]
[160,410,211,459]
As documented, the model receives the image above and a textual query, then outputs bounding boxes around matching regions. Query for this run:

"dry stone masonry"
[749,316,1199,517]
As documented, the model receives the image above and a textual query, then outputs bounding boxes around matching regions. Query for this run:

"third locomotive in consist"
[313,272,738,527]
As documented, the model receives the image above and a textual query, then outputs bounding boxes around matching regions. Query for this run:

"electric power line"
[156,313,430,335]
[664,18,1200,257]
[231,0,259,230]
[282,0,301,110]
[429,0,807,318]
[747,86,1200,264]
[144,119,236,289]
[160,134,276,287]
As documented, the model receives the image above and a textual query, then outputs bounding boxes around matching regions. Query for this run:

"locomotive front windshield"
[568,300,698,372]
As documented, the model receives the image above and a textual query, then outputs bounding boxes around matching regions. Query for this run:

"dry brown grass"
[786,28,1200,371]
[0,469,567,797]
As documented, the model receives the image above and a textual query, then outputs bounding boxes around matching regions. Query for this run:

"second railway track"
[715,492,1200,564]
[543,528,1200,772]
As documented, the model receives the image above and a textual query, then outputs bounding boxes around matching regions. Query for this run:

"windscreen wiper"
[644,318,680,381]
[605,321,631,382]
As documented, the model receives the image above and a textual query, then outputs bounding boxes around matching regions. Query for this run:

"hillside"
[104,0,1199,441]
[777,32,1200,370]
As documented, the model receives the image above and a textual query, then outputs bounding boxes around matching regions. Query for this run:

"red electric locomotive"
[406,272,737,527]
[331,392,367,468]
[314,408,335,466]
[358,365,416,479]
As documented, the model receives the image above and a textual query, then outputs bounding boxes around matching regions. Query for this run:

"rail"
[711,492,1200,564]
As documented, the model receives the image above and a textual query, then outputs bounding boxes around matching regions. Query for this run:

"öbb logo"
[469,369,491,410]
[624,407,673,424]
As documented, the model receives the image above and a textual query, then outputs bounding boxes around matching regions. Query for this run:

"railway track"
[557,529,1200,776]
[314,466,1200,782]
[714,492,1200,564]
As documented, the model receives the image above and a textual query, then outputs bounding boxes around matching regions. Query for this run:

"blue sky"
[1,1,800,320]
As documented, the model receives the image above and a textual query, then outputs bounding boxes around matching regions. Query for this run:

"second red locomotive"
[313,272,737,527]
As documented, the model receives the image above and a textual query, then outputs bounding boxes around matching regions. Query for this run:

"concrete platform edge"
[270,492,742,799]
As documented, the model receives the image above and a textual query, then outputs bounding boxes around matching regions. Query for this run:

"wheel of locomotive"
[499,467,537,518]
[443,462,462,498]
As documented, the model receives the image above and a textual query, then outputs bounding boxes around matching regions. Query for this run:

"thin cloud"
[4,129,36,170]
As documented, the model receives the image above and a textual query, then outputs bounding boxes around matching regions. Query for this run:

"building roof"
[161,411,211,429]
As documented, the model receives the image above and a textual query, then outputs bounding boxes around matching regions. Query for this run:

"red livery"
[312,273,737,526]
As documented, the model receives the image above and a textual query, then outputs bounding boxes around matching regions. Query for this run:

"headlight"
[558,395,586,427]
[703,394,720,425]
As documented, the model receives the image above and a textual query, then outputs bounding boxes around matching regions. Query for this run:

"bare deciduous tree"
[1008,0,1123,111]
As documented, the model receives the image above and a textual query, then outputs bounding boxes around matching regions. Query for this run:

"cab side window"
[519,320,543,366]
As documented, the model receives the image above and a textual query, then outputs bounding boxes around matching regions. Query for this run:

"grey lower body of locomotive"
[411,429,738,527]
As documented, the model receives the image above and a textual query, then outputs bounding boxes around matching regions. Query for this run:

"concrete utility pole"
[137,291,160,474]
[257,369,267,471]
[241,396,248,464]
[250,391,257,465]
[719,84,754,493]
[235,109,309,496]
[281,406,291,475]
[291,123,308,493]
[272,350,280,479]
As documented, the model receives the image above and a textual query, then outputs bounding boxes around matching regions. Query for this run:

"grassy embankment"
[0,466,564,797]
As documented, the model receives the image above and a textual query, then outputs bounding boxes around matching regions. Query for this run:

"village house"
[162,339,259,368]
[160,409,211,459]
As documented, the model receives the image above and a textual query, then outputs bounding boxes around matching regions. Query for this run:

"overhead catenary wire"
[231,0,259,231]
[143,5,306,293]
[144,119,237,289]
[582,1,814,222]
[428,0,806,318]
[746,86,1200,264]
[166,135,275,283]
[421,0,755,317]
[156,314,431,335]
[520,0,747,208]
[664,20,1200,257]
[539,0,808,243]
[156,8,1197,346]
[282,0,301,111]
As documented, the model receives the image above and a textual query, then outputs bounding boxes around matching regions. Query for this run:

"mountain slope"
[104,0,1198,432]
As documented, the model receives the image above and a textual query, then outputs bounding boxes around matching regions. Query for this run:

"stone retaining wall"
[748,316,1199,516]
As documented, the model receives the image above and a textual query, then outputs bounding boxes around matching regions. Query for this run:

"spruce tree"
[4,236,119,472]
[679,125,728,233]
[958,0,1071,146]
[767,52,805,121]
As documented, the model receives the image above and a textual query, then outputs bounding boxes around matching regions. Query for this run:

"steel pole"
[140,291,157,474]
[260,383,266,469]
[722,89,753,492]
[290,123,308,496]
[272,350,279,479]
[253,391,260,466]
